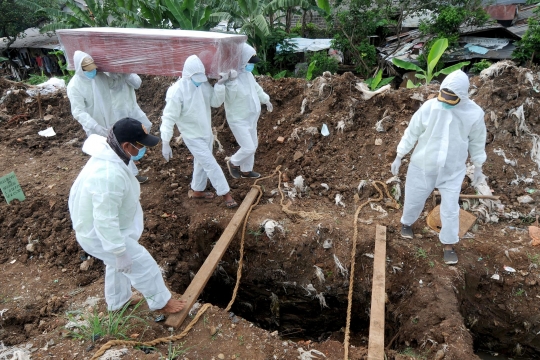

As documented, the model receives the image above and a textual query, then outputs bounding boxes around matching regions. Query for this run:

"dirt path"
[1,62,540,359]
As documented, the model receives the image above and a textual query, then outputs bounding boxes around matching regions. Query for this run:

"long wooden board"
[367,225,387,360]
[165,187,260,328]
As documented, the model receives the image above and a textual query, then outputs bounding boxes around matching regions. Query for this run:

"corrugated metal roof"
[517,4,538,22]
[0,28,59,50]
[482,0,526,4]
[508,23,529,38]
[485,4,517,21]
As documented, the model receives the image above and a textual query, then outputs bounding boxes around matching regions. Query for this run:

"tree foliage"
[513,7,540,64]
[0,0,54,49]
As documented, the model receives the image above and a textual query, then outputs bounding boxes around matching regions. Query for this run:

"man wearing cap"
[69,118,185,313]
[67,51,147,183]
[161,55,238,208]
[224,43,273,179]
[390,70,487,265]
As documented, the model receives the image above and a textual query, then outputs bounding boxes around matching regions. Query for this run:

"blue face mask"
[441,103,455,110]
[245,63,255,72]
[191,78,202,87]
[84,69,97,79]
[131,145,146,161]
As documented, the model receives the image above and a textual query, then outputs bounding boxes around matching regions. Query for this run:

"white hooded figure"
[66,52,143,180]
[68,118,184,313]
[108,72,153,132]
[160,55,237,208]
[391,70,486,265]
[224,43,272,179]
[67,51,115,137]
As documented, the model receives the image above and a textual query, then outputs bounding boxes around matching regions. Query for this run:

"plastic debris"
[99,348,129,359]
[320,183,329,191]
[38,127,56,137]
[333,254,348,277]
[511,104,540,171]
[262,219,284,239]
[0,342,32,360]
[314,265,325,284]
[154,314,165,322]
[298,347,327,359]
[518,195,534,204]
[491,274,500,280]
[315,292,329,309]
[354,82,391,100]
[480,60,515,80]
[188,301,201,316]
[300,98,308,114]
[410,93,424,102]
[26,77,66,97]
[503,266,516,273]
[294,176,306,192]
[370,203,388,218]
[321,123,330,136]
[374,138,383,145]
[336,120,345,133]
[363,253,374,259]
[493,148,516,166]
[322,239,332,249]
[357,180,368,192]
[335,193,345,207]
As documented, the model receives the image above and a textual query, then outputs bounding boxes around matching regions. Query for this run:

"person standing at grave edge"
[224,43,273,180]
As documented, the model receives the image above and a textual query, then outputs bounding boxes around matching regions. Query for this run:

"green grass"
[415,247,428,259]
[527,252,540,266]
[400,347,427,359]
[247,228,264,241]
[64,299,146,343]
[160,340,188,360]
[514,288,525,297]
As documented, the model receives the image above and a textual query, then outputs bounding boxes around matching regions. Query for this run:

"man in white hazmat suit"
[161,55,238,208]
[69,118,185,313]
[224,43,273,179]
[67,51,145,183]
[390,70,487,265]
[108,72,153,183]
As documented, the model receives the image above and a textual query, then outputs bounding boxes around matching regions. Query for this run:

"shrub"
[299,51,339,79]
[470,59,492,74]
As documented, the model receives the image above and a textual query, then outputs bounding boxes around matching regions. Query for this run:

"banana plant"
[164,0,212,30]
[365,69,394,91]
[392,38,470,88]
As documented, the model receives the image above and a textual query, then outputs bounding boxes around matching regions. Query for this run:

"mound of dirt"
[1,62,540,359]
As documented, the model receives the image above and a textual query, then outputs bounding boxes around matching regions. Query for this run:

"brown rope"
[277,169,324,221]
[225,166,281,311]
[90,303,212,360]
[343,181,397,360]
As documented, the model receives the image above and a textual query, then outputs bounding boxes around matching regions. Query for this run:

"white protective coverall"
[67,51,115,137]
[224,44,270,172]
[160,55,229,195]
[108,73,153,132]
[397,70,486,244]
[68,135,170,311]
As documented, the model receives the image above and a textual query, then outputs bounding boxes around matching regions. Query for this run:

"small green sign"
[0,172,25,204]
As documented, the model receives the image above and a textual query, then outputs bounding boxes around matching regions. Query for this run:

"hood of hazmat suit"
[396,70,486,179]
[160,55,225,140]
[67,51,115,134]
[223,44,270,123]
[108,73,152,132]
[68,134,143,256]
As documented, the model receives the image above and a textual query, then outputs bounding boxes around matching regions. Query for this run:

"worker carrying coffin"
[390,70,487,265]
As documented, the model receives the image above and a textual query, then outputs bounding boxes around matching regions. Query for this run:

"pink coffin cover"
[57,28,247,78]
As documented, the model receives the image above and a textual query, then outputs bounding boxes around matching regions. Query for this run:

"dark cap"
[248,55,261,64]
[437,88,460,106]
[113,118,160,147]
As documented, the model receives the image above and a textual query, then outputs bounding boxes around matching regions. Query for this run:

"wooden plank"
[165,187,260,328]
[368,225,387,360]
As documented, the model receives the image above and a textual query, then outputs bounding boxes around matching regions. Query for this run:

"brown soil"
[1,64,540,360]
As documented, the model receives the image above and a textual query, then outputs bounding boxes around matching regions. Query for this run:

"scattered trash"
[518,195,534,204]
[294,176,307,192]
[298,347,326,360]
[321,123,330,136]
[154,314,165,322]
[0,342,32,360]
[315,292,329,309]
[99,348,128,360]
[38,127,56,137]
[493,148,516,166]
[262,219,284,239]
[503,266,516,273]
[363,253,374,259]
[322,239,332,249]
[335,193,345,207]
[374,138,383,145]
[410,93,424,102]
[370,203,387,218]
[333,254,348,277]
[491,274,500,280]
[336,120,345,133]
[0,309,7,319]
[9,259,16,264]
[26,77,66,97]
[320,183,329,191]
[354,82,391,100]
[314,266,325,284]
[189,301,201,316]
[357,180,368,192]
